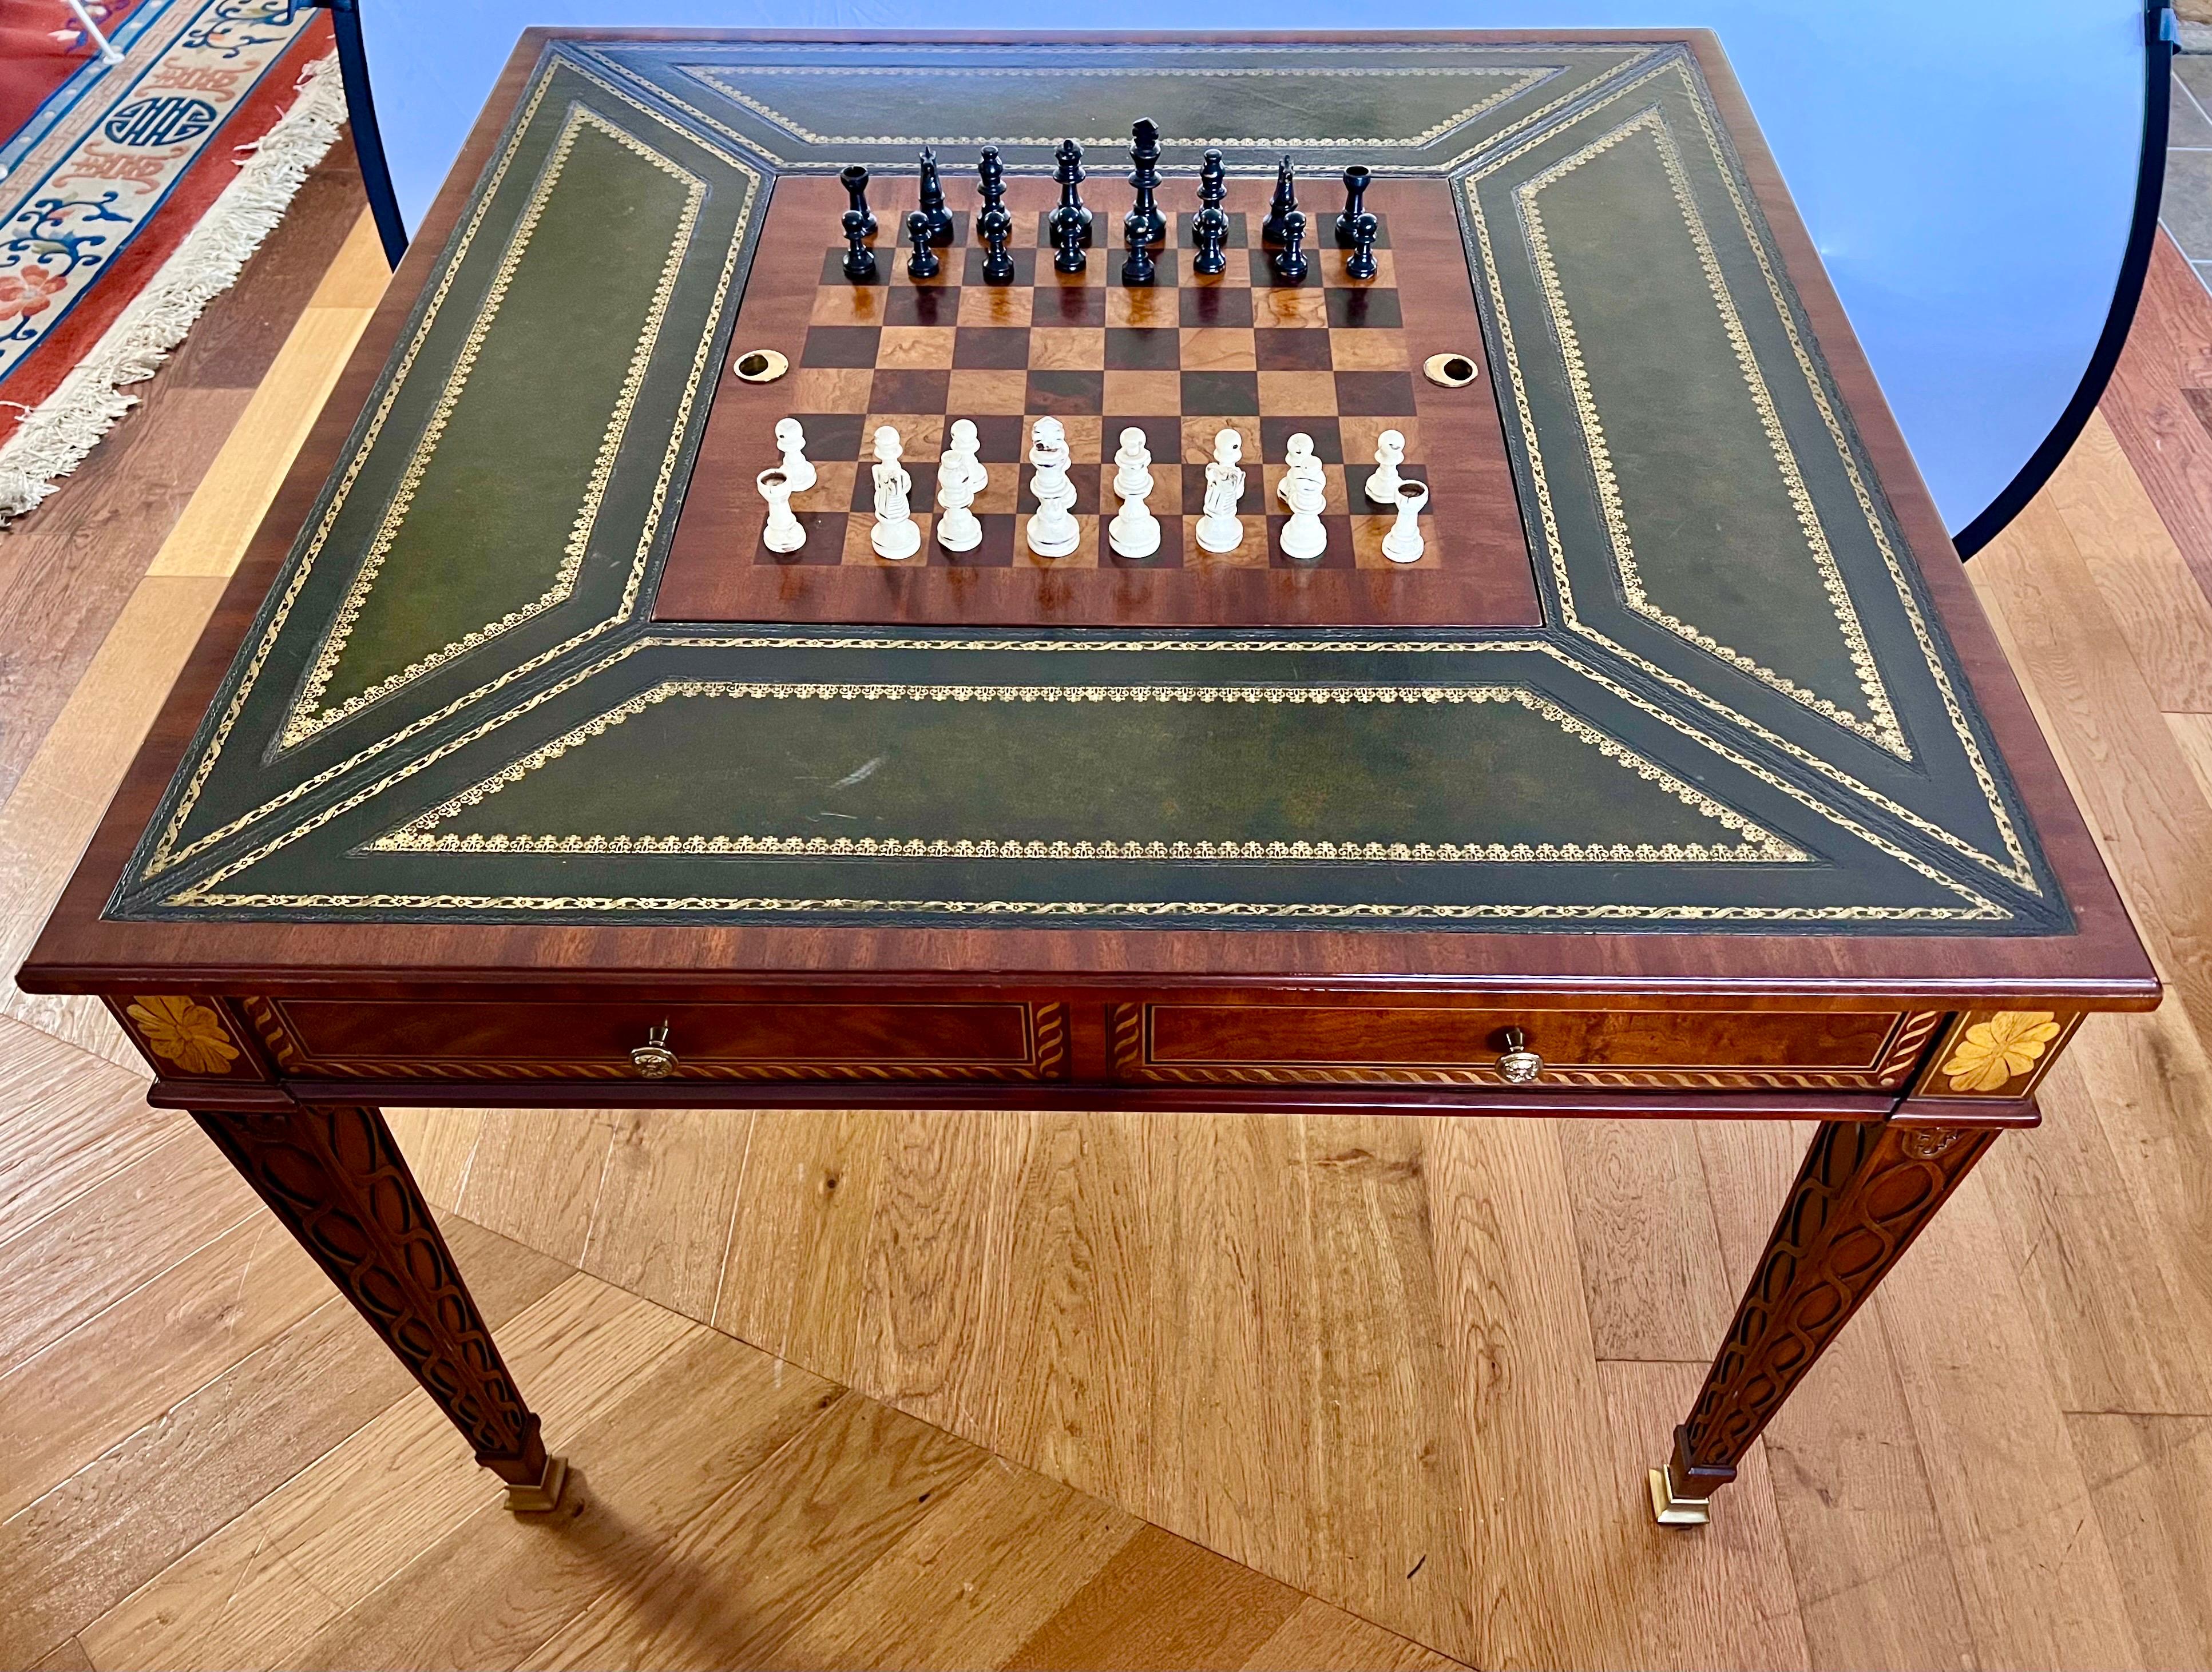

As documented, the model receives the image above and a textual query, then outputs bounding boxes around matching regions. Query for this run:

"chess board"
[654,173,1540,627]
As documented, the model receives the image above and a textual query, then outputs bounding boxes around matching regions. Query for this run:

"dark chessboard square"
[1180,287,1254,329]
[1026,370,1104,415]
[1266,514,1358,569]
[790,412,869,462]
[965,413,1028,461]
[1260,416,1343,463]
[819,247,888,287]
[1326,287,1402,329]
[883,285,958,327]
[1176,211,1250,248]
[1248,248,1315,288]
[1334,370,1419,416]
[953,326,1032,370]
[1108,251,1178,287]
[945,514,1017,567]
[1105,328,1180,371]
[802,325,882,368]
[1108,513,1183,569]
[1017,462,1102,517]
[755,504,847,566]
[1104,414,1184,469]
[1039,286,1108,327]
[961,245,1037,287]
[1254,330,1333,372]
[870,368,951,411]
[1181,370,1261,416]
[850,460,939,512]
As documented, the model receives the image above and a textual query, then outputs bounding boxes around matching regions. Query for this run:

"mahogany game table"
[22,29,2159,1526]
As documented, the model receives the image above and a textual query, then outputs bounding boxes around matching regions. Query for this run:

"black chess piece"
[1125,117,1165,247]
[917,147,954,245]
[906,210,941,280]
[1049,138,1092,247]
[977,145,1008,216]
[978,204,1016,284]
[1271,211,1307,282]
[1261,155,1297,247]
[1122,204,1157,285]
[839,164,877,238]
[1335,165,1371,247]
[1192,202,1228,276]
[1052,200,1088,274]
[842,208,878,281]
[1193,148,1226,244]
[1344,210,1379,281]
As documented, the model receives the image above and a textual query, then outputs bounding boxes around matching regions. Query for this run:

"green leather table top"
[105,36,2070,935]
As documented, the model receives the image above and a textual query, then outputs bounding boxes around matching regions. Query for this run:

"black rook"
[839,164,877,237]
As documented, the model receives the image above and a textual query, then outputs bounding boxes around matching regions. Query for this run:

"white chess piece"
[1279,468,1327,562]
[1365,428,1405,505]
[758,467,805,553]
[937,470,982,553]
[869,425,922,560]
[1382,478,1429,563]
[1108,444,1162,560]
[1196,428,1248,554]
[1276,431,1323,506]
[774,417,816,494]
[1025,416,1079,558]
[1112,427,1155,500]
[940,418,986,495]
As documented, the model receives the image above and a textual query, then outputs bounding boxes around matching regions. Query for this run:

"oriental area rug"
[0,0,341,518]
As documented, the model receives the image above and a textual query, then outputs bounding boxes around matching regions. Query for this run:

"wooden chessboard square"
[1338,415,1423,474]
[858,412,945,462]
[1333,370,1420,416]
[1179,414,1262,464]
[1263,512,1357,569]
[1327,328,1409,371]
[1256,370,1338,415]
[1179,511,1270,569]
[802,324,881,367]
[1320,249,1398,289]
[1025,370,1104,414]
[1104,327,1179,371]
[877,325,957,368]
[1351,510,1439,570]
[881,284,959,328]
[841,510,935,566]
[1035,285,1109,326]
[1244,247,1325,290]
[1254,284,1329,328]
[1105,414,1184,472]
[1029,327,1107,371]
[1030,241,1111,289]
[949,514,1018,567]
[1180,371,1261,415]
[1259,416,1344,464]
[1024,413,1104,464]
[1101,370,1183,414]
[1107,250,1180,287]
[952,326,1031,370]
[1254,329,1334,372]
[1178,328,1256,374]
[957,285,1032,327]
[791,367,877,411]
[960,245,1038,287]
[749,458,859,567]
[968,464,1022,517]
[847,456,939,512]
[789,412,870,460]
[810,283,884,326]
[1259,461,1351,514]
[946,368,1031,413]
[1179,286,1254,328]
[870,368,950,411]
[1326,287,1401,329]
[818,247,889,287]
[1107,285,1179,328]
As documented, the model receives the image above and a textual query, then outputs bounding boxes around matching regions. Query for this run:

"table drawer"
[244,997,1067,1083]
[1108,1003,1944,1091]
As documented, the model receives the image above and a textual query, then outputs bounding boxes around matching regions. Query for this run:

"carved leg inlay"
[1653,1117,1996,1525]
[192,1104,566,1512]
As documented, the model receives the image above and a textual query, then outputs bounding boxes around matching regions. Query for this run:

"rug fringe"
[0,50,348,522]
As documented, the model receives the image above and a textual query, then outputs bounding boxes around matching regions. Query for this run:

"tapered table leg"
[1651,1117,1996,1525]
[192,1104,567,1512]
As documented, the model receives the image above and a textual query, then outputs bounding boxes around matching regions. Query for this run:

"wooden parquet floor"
[3,151,2210,1671]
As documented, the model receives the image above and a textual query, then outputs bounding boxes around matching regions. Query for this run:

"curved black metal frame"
[311,8,2174,553]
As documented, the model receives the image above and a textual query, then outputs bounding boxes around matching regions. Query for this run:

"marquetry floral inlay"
[1940,1010,2059,1094]
[126,995,237,1075]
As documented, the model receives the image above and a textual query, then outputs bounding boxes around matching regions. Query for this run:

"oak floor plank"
[2067,1413,2212,1670]
[290,1327,835,1672]
[1008,1521,1305,1672]
[582,1107,754,1324]
[455,1108,619,1267]
[382,1106,484,1213]
[1239,1598,1468,1672]
[27,1636,94,1672]
[1559,1119,1737,1363]
[0,1216,564,1669]
[0,1016,167,1239]
[522,1387,989,1671]
[1695,1120,1976,1670]
[78,1276,692,1672]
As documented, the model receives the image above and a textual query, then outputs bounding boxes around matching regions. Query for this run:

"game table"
[22,29,2159,1527]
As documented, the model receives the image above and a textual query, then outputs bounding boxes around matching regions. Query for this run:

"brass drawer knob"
[1497,1027,1543,1085]
[630,1020,677,1079]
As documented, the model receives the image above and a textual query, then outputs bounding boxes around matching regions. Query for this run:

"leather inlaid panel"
[1115,1003,1942,1090]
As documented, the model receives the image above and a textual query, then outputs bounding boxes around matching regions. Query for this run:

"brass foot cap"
[1648,1463,1712,1527]
[505,1453,569,1515]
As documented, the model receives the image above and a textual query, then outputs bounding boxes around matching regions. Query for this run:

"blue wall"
[357,3,2147,535]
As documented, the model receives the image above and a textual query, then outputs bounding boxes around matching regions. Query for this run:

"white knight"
[870,424,922,561]
[1195,428,1247,555]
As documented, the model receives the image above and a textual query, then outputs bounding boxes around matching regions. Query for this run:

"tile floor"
[2167,59,2212,286]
